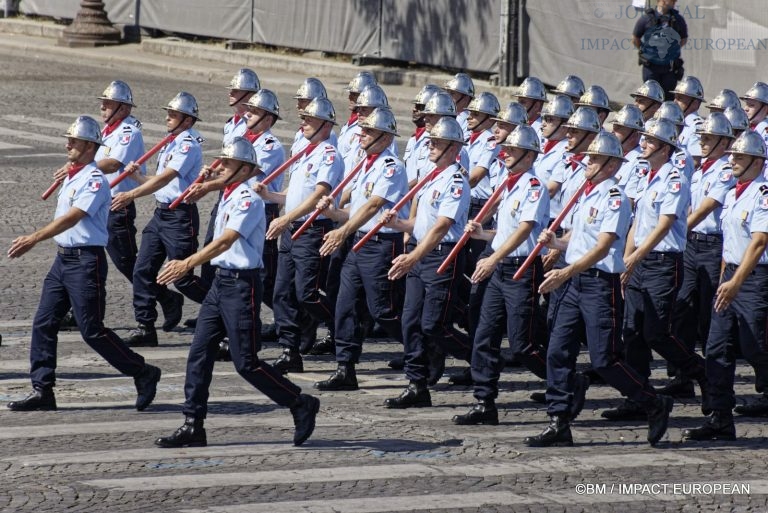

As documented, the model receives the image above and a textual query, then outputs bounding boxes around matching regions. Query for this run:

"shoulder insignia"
[609,196,622,210]
[131,119,142,129]
[673,153,686,169]
[324,145,335,151]
[719,170,733,182]
[609,186,622,196]
[529,177,541,187]
[384,157,396,165]
[528,188,541,202]
[634,160,650,176]
[760,184,768,196]
[265,137,276,144]
[669,168,681,179]
[87,178,103,192]
[450,184,463,198]
[183,135,194,142]
[121,125,133,133]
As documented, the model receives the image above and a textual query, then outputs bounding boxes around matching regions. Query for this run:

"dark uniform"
[633,7,687,100]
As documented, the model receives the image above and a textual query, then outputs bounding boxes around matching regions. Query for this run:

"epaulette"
[453,171,465,181]
[121,125,133,133]
[609,186,621,196]
[529,177,541,187]
[324,145,335,151]
[760,184,768,196]
[264,137,275,144]
[669,168,681,179]
[131,119,142,129]
[384,157,396,165]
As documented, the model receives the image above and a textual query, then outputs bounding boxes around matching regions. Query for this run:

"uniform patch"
[450,185,463,199]
[609,198,621,210]
[635,161,650,177]
[673,154,686,169]
[179,143,191,154]
[761,197,768,210]
[119,134,131,145]
[528,189,541,202]
[669,180,681,193]
[88,179,102,192]
[719,170,732,182]
[238,198,252,211]
[324,152,335,165]
[486,140,497,150]
[383,165,396,178]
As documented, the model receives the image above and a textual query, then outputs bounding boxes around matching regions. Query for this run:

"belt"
[355,231,402,243]
[688,232,722,243]
[155,201,191,210]
[57,245,101,256]
[432,242,456,252]
[215,267,261,279]
[291,219,333,230]
[470,198,487,208]
[582,268,617,278]
[502,256,528,266]
[644,251,682,261]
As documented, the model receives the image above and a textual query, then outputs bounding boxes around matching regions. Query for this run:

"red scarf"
[469,131,482,144]
[735,179,753,200]
[223,182,241,201]
[542,138,558,154]
[699,158,717,175]
[569,153,585,171]
[244,130,263,144]
[102,117,125,137]
[427,166,445,182]
[583,180,596,196]
[504,171,526,191]
[413,126,426,140]
[750,123,757,130]
[497,149,508,162]
[364,152,380,171]
[67,162,87,179]
[347,112,358,126]
[232,114,241,125]
[647,168,660,184]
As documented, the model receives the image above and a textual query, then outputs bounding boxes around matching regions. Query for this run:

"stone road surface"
[0,34,766,512]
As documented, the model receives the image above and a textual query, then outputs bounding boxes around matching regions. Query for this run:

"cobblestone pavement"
[0,38,766,512]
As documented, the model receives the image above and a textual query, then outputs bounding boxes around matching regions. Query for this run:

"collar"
[648,167,660,184]
[735,179,754,200]
[67,162,87,179]
[583,180,597,196]
[244,130,264,144]
[413,126,426,140]
[232,114,242,125]
[102,117,125,137]
[569,153,586,170]
[542,138,559,154]
[699,158,717,175]
[347,112,359,127]
[223,182,242,201]
[469,131,482,144]
[504,170,526,191]
[364,152,381,171]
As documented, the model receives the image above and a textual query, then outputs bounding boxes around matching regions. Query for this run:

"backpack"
[639,10,682,66]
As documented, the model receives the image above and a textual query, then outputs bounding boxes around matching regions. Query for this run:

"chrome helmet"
[428,117,465,144]
[585,131,627,161]
[726,130,767,158]
[423,91,458,117]
[245,88,281,119]
[551,75,585,100]
[163,92,201,120]
[97,80,135,106]
[63,115,103,145]
[299,97,337,124]
[466,91,501,116]
[696,112,734,138]
[443,72,475,97]
[563,106,602,133]
[294,78,328,100]
[501,124,542,153]
[228,68,261,93]
[345,71,378,94]
[359,107,398,136]
[218,136,258,166]
[493,102,529,126]
[612,104,645,131]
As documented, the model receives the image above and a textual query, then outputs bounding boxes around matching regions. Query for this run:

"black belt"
[215,267,261,279]
[355,231,402,243]
[433,242,456,252]
[156,201,191,210]
[470,198,488,208]
[57,245,101,256]
[688,232,722,243]
[265,203,280,213]
[644,251,682,261]
[502,256,528,266]
[582,268,617,278]
[291,219,333,230]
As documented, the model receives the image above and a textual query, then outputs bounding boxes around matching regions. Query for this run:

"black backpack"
[639,9,683,66]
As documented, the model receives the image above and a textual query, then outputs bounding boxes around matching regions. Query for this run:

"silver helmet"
[541,95,575,120]
[563,106,602,133]
[612,104,645,131]
[299,97,337,124]
[576,85,610,111]
[423,91,458,117]
[345,71,377,94]
[294,78,328,100]
[726,130,767,158]
[724,106,750,133]
[97,80,135,106]
[443,72,475,98]
[163,92,201,120]
[245,88,281,119]
[428,117,465,144]
[585,131,627,161]
[218,136,258,166]
[359,107,398,136]
[696,112,734,138]
[672,75,705,101]
[652,101,685,126]
[356,84,389,109]
[641,118,680,148]
[228,68,260,93]
[493,102,529,126]
[551,75,585,100]
[740,82,768,105]
[63,115,103,145]
[516,76,548,101]
[467,92,501,116]
[707,89,741,112]
[501,124,542,153]
[412,84,442,106]
[630,80,665,104]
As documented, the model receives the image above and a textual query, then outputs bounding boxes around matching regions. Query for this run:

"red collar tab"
[583,180,596,196]
[347,112,359,126]
[428,166,446,182]
[699,158,717,174]
[648,168,660,183]
[569,153,586,170]
[67,162,87,179]
[735,179,754,200]
[469,131,482,144]
[223,182,241,201]
[505,171,526,191]
[413,126,426,139]
[233,114,241,125]
[542,139,558,154]
[102,117,125,137]
[365,152,381,170]
[244,130,263,144]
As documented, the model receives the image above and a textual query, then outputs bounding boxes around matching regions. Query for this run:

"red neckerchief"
[542,139,558,154]
[583,180,596,196]
[750,123,757,130]
[497,149,508,162]
[102,117,125,137]
[699,158,717,175]
[364,152,381,172]
[223,182,241,201]
[569,153,585,171]
[735,179,754,200]
[244,130,264,144]
[469,131,482,144]
[504,171,526,191]
[67,162,87,179]
[347,112,358,126]
[427,166,445,182]
[413,126,426,140]
[528,118,536,126]
[647,168,660,184]
[232,114,241,125]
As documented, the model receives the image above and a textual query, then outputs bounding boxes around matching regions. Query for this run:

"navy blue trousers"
[183,268,301,419]
[30,247,145,388]
[106,201,137,282]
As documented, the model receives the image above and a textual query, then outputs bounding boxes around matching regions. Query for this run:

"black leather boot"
[682,410,736,441]
[658,375,695,398]
[734,394,768,417]
[291,394,320,446]
[8,387,57,411]
[158,289,184,332]
[134,364,161,411]
[314,363,359,391]
[384,382,432,409]
[155,416,207,448]
[447,367,472,386]
[308,334,335,355]
[646,394,674,446]
[216,338,231,362]
[126,324,158,347]
[524,415,574,447]
[452,400,499,425]
[601,399,647,421]
[569,371,590,420]
[272,348,303,374]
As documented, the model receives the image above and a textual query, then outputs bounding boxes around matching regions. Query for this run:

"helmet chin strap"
[104,103,124,127]
[748,103,768,124]
[230,91,249,108]
[701,136,723,159]
[362,132,385,152]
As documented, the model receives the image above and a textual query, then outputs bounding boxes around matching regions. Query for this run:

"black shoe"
[272,349,303,374]
[314,363,359,391]
[524,415,574,447]
[291,394,320,446]
[697,378,711,416]
[657,375,695,399]
[569,371,590,420]
[216,339,231,362]
[261,323,278,342]
[503,355,522,368]
[134,364,161,411]
[59,310,78,331]
[734,394,768,417]
[183,318,197,329]
[126,324,158,348]
[447,367,472,387]
[426,348,446,386]
[583,368,606,385]
[155,416,207,448]
[646,394,673,446]
[8,388,57,411]
[452,401,499,425]
[601,399,647,421]
[159,290,184,332]
[682,410,736,441]
[530,391,547,404]
[307,334,335,356]
[388,355,404,370]
[384,382,432,409]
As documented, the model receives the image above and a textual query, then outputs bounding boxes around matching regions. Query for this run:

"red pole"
[352,166,445,253]
[109,133,177,188]
[512,179,588,281]
[167,158,222,210]
[41,179,63,201]
[291,157,366,240]
[262,143,317,187]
